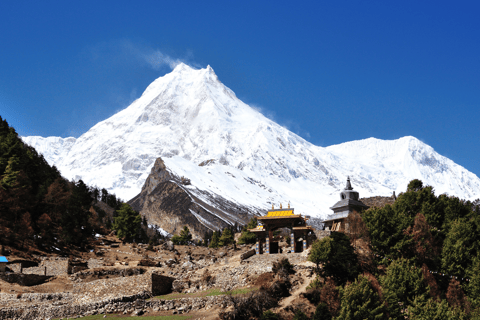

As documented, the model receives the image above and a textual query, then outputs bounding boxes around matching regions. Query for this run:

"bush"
[293,310,309,320]
[219,289,277,320]
[260,310,279,320]
[336,275,385,320]
[312,303,332,320]
[272,258,295,276]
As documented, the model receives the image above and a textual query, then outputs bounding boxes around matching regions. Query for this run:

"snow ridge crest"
[22,65,480,218]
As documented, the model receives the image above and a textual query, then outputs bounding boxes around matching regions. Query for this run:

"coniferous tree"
[112,203,141,242]
[308,232,359,285]
[380,258,429,319]
[336,275,385,320]
[238,217,258,245]
[441,218,478,278]
[209,231,220,248]
[466,255,480,308]
[219,227,234,246]
[408,296,468,320]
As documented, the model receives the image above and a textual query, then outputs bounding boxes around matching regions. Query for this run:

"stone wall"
[21,257,71,276]
[0,292,231,320]
[313,230,331,240]
[0,273,52,286]
[41,257,71,276]
[23,266,46,275]
[8,263,22,273]
[151,273,175,295]
[87,258,104,269]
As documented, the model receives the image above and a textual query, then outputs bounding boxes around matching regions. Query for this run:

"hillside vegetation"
[301,179,480,320]
[0,116,123,252]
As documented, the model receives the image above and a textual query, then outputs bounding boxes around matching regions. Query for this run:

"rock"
[163,241,175,251]
[165,259,176,267]
[132,309,144,316]
[218,251,226,258]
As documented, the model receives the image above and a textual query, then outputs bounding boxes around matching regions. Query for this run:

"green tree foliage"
[362,204,404,257]
[260,310,279,320]
[112,204,141,242]
[408,296,468,320]
[442,218,479,278]
[308,232,359,285]
[292,310,309,320]
[219,227,234,246]
[172,226,193,245]
[0,117,120,249]
[380,258,429,319]
[466,255,480,308]
[61,180,94,245]
[209,230,220,248]
[363,179,477,272]
[336,275,385,320]
[237,217,258,244]
[312,303,332,320]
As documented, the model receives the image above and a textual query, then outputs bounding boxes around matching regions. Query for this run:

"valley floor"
[0,235,317,320]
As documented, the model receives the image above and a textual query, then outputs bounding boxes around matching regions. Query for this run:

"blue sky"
[1,1,479,177]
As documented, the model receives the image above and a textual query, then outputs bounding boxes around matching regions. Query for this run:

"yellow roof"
[266,209,294,217]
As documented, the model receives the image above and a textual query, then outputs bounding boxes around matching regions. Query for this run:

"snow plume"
[143,49,183,70]
[86,39,192,71]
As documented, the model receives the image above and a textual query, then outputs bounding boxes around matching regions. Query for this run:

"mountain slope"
[22,64,480,225]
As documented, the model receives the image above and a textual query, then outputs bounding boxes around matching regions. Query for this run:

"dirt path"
[275,273,314,310]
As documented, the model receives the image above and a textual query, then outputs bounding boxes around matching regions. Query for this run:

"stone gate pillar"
[290,232,295,253]
[256,237,263,255]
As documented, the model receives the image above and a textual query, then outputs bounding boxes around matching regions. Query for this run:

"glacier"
[22,63,480,219]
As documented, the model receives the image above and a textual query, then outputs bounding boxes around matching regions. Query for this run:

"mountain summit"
[23,65,480,221]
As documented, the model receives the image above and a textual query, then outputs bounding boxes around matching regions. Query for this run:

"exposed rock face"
[128,158,251,239]
[360,195,396,209]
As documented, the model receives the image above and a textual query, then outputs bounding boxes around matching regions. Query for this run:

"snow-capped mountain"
[23,64,480,222]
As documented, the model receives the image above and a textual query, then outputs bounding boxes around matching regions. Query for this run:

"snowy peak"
[22,65,480,220]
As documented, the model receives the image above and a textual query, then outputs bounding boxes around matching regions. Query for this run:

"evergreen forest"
[0,116,125,252]
[305,179,480,320]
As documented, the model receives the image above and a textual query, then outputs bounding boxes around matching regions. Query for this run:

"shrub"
[219,289,277,320]
[260,310,279,320]
[336,275,385,320]
[293,310,309,320]
[312,303,332,320]
[272,258,295,276]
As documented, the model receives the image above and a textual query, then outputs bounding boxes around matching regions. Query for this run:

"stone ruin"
[10,257,71,276]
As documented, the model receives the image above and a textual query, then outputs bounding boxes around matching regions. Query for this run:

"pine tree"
[237,218,258,244]
[466,255,480,308]
[219,228,234,246]
[112,203,141,242]
[408,296,468,320]
[336,275,385,320]
[442,218,478,278]
[209,231,220,248]
[380,258,429,319]
[308,232,359,285]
